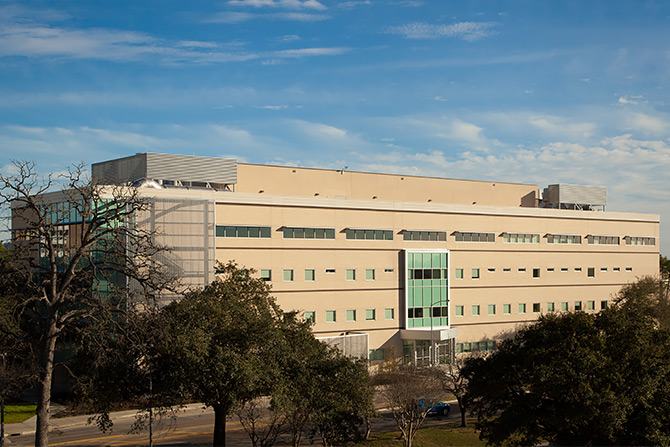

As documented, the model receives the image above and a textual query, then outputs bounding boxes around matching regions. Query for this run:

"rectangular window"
[487,268,496,272]
[346,309,356,322]
[283,227,335,239]
[369,348,385,361]
[345,228,393,240]
[587,235,620,245]
[547,267,555,272]
[385,308,394,320]
[587,300,595,311]
[346,269,356,281]
[455,268,463,279]
[384,268,394,273]
[403,230,447,241]
[601,300,608,310]
[587,267,595,278]
[519,303,526,314]
[325,268,336,274]
[575,267,582,272]
[561,267,568,272]
[518,268,526,272]
[216,225,271,238]
[455,232,495,242]
[613,267,621,272]
[456,340,497,354]
[601,267,608,272]
[561,302,569,311]
[260,269,272,281]
[365,268,376,281]
[325,310,336,322]
[503,267,511,272]
[547,234,581,244]
[533,268,540,278]
[626,267,633,272]
[488,304,496,315]
[547,302,555,312]
[283,269,294,282]
[472,268,480,279]
[502,233,540,244]
[503,303,511,314]
[472,305,480,316]
[533,302,541,313]
[575,301,583,311]
[304,311,315,323]
[625,236,655,246]
[304,269,315,281]
[455,305,464,317]
[366,308,376,320]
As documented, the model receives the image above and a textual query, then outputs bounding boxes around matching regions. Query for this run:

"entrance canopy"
[400,327,458,342]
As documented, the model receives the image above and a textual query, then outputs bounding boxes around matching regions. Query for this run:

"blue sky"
[1,0,670,252]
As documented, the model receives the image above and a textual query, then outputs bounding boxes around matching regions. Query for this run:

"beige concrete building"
[92,153,660,365]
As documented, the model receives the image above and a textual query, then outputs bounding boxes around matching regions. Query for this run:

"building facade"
[91,153,660,364]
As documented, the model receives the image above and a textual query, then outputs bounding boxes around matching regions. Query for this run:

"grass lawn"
[357,421,486,447]
[2,399,37,424]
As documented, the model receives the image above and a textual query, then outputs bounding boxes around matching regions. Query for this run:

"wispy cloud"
[625,112,669,134]
[386,21,498,41]
[206,11,329,23]
[255,105,288,110]
[227,0,326,10]
[618,95,648,105]
[0,14,343,64]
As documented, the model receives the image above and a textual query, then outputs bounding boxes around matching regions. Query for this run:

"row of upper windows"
[455,300,608,317]
[216,225,655,246]
[261,268,394,282]
[455,266,633,279]
[304,307,395,324]
[260,265,634,282]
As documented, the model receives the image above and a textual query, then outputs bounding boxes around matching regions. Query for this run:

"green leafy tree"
[614,275,670,329]
[0,245,37,447]
[161,261,281,447]
[660,254,670,280]
[308,354,374,447]
[464,307,670,446]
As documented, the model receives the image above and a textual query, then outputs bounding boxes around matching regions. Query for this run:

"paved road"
[5,404,461,446]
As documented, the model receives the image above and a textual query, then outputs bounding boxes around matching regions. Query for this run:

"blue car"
[418,399,451,416]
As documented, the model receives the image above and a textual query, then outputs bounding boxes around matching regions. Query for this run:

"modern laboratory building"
[90,153,660,365]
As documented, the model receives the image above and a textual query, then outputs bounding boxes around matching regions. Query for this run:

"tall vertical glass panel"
[405,250,449,329]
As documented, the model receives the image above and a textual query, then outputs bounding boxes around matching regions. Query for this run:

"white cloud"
[626,112,669,135]
[255,105,288,110]
[278,34,300,42]
[386,21,498,41]
[290,120,349,140]
[528,115,596,138]
[227,0,326,10]
[618,95,648,105]
[0,9,337,63]
[271,47,349,58]
[434,96,448,102]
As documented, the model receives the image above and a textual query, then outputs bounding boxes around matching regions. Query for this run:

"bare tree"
[436,355,476,427]
[377,365,442,447]
[236,398,286,447]
[0,161,176,447]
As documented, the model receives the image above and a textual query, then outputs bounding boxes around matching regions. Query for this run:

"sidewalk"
[3,402,210,438]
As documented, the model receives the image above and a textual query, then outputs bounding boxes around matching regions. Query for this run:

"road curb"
[3,402,211,437]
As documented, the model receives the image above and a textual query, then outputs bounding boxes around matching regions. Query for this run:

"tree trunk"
[213,403,228,447]
[34,324,58,447]
[457,397,467,427]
